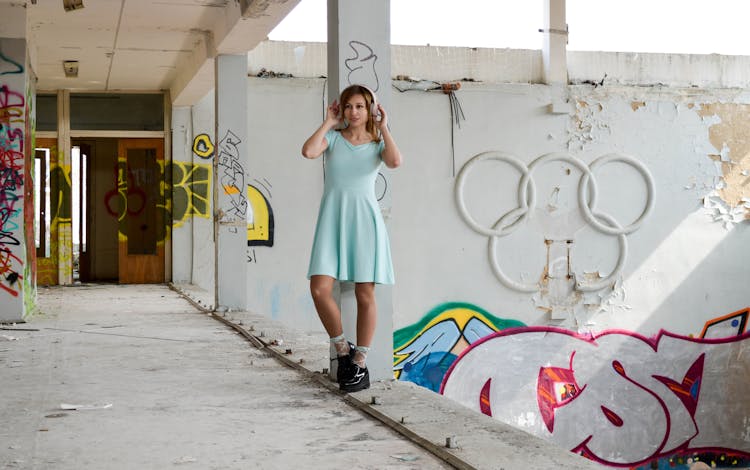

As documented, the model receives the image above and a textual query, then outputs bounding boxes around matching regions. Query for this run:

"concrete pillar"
[171,105,192,283]
[542,0,567,84]
[214,54,248,310]
[0,4,31,321]
[327,0,393,383]
[56,90,73,285]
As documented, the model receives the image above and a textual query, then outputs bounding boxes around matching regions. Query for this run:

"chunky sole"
[340,374,370,393]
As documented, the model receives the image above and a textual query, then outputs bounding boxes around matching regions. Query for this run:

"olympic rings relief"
[455,151,655,293]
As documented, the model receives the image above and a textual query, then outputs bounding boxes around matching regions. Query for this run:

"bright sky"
[269,0,750,56]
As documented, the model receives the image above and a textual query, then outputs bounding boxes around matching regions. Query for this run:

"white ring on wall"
[488,207,541,292]
[578,153,655,236]
[455,151,531,238]
[574,211,628,292]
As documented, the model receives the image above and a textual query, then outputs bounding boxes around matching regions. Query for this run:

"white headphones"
[342,84,380,120]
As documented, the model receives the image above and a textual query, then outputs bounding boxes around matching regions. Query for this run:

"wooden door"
[117,139,165,283]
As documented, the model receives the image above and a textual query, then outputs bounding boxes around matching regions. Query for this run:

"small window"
[70,93,164,131]
[35,147,51,258]
[36,95,58,132]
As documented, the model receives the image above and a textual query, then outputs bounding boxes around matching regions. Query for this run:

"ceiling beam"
[169,0,300,106]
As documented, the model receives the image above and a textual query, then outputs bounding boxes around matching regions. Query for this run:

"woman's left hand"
[375,103,388,130]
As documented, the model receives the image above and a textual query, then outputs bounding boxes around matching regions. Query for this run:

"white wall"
[246,79,323,330]
[180,45,750,468]
[235,77,748,335]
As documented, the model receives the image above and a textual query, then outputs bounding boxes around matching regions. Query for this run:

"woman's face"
[343,93,369,128]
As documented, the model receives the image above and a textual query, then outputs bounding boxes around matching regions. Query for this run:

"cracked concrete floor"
[0,284,452,470]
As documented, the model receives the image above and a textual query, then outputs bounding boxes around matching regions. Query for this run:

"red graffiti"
[0,84,26,297]
[104,162,146,219]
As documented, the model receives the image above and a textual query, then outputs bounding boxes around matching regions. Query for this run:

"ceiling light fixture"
[62,0,84,12]
[63,60,79,78]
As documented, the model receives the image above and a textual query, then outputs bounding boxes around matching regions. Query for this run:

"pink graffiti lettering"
[441,327,750,467]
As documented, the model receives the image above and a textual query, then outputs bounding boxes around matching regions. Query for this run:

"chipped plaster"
[697,103,750,223]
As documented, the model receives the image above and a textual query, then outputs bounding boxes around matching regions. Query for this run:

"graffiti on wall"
[438,308,750,468]
[0,51,23,76]
[346,40,379,92]
[393,302,525,392]
[35,145,72,286]
[192,133,214,159]
[103,158,171,243]
[217,130,247,233]
[172,161,211,227]
[247,180,273,247]
[455,151,654,317]
[0,84,25,297]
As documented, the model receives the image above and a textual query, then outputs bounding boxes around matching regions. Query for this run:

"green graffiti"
[394,301,524,350]
[393,302,525,392]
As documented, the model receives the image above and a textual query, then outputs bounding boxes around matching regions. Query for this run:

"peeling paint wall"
[227,74,748,338]
[696,103,750,224]
[179,45,750,468]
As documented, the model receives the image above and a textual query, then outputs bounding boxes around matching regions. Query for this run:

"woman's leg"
[354,282,376,367]
[310,275,342,338]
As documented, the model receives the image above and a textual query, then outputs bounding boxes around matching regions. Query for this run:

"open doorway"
[71,137,165,284]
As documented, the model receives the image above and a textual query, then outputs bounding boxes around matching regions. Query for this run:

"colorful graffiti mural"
[393,302,525,392]
[437,308,750,468]
[0,82,26,299]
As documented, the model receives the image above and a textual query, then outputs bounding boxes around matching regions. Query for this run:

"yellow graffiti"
[247,184,273,246]
[172,161,211,228]
[192,134,214,159]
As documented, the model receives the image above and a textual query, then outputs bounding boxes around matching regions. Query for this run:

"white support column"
[0,4,29,321]
[327,0,393,383]
[57,90,73,285]
[214,54,248,311]
[171,105,193,284]
[542,0,568,84]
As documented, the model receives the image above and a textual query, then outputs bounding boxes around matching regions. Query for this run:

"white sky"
[269,0,750,56]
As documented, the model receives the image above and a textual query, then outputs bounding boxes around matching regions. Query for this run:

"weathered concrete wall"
[187,91,216,306]
[249,41,750,89]
[180,42,750,468]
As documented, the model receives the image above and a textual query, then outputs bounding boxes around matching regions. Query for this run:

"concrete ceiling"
[11,0,299,105]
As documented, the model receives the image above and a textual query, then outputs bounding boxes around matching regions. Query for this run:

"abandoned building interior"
[1,1,748,468]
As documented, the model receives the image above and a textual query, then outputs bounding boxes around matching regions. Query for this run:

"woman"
[301,84,402,392]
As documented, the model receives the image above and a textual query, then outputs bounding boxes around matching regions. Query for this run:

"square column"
[171,105,193,284]
[214,54,248,310]
[542,0,568,84]
[327,0,393,383]
[0,3,32,321]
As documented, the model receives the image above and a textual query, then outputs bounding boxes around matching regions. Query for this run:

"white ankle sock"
[353,345,370,368]
[330,334,350,357]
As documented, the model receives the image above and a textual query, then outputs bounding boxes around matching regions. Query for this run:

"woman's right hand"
[325,100,342,127]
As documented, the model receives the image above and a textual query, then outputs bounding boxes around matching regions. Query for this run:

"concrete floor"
[1,284,601,470]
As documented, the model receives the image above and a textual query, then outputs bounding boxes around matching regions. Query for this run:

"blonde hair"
[339,85,381,143]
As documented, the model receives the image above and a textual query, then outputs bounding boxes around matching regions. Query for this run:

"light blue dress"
[307,130,394,284]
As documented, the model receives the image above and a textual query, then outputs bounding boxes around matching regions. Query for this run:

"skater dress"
[307,129,394,284]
